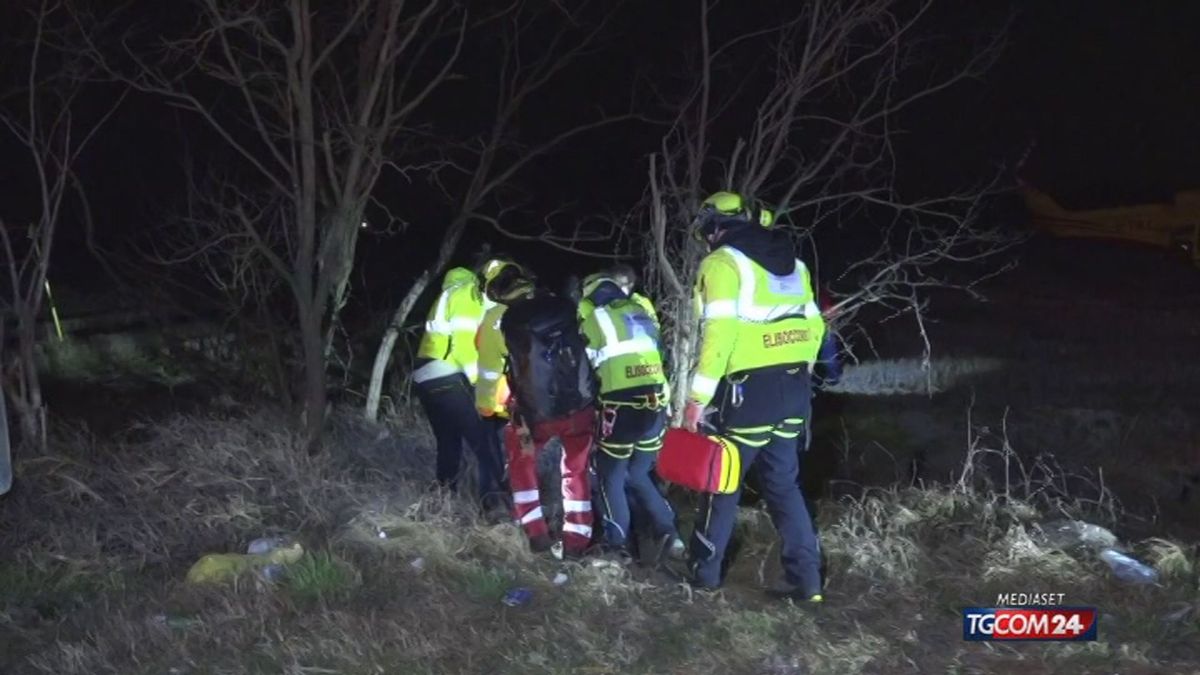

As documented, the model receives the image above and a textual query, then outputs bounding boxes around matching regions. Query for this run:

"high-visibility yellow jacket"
[415,267,489,384]
[474,303,510,416]
[630,292,659,329]
[579,288,666,397]
[689,245,825,406]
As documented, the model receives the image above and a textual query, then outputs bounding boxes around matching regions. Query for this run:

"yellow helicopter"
[1017,144,1200,267]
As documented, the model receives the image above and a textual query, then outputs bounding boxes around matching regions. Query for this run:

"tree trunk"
[363,268,431,421]
[320,205,365,363]
[666,306,698,424]
[298,307,327,454]
[6,312,47,452]
[267,327,294,412]
[249,309,294,412]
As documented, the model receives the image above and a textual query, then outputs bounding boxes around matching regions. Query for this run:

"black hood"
[720,225,796,275]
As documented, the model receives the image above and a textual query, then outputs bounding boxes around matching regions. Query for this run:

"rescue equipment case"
[658,427,741,494]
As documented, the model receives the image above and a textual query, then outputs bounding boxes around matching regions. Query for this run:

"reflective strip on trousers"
[598,440,635,458]
[519,506,544,524]
[412,359,458,384]
[562,522,592,537]
[726,419,805,448]
[562,499,592,513]
[412,359,477,384]
[635,428,665,452]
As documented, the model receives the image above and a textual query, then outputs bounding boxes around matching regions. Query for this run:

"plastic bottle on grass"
[1099,548,1158,584]
[260,563,289,583]
[502,587,533,607]
[247,536,292,555]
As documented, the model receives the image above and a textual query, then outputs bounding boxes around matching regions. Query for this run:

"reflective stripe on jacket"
[416,267,490,383]
[689,245,826,406]
[579,295,667,396]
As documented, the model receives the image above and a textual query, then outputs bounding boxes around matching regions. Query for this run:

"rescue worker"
[413,266,506,512]
[475,261,597,557]
[683,191,826,602]
[578,272,685,563]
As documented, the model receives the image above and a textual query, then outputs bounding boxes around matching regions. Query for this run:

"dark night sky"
[3,0,1200,316]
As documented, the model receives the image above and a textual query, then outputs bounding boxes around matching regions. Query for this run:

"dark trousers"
[594,451,679,549]
[414,373,506,505]
[689,366,822,594]
[593,404,677,548]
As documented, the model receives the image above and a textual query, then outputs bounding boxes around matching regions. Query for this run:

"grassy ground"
[2,401,1198,675]
[4,237,1200,674]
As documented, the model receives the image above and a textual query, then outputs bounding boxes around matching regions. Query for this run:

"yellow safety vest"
[415,267,491,384]
[474,303,510,416]
[579,296,666,396]
[689,246,825,406]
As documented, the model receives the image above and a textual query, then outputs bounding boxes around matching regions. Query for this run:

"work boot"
[587,544,634,568]
[529,534,555,554]
[480,494,511,525]
[656,533,687,563]
[653,534,688,581]
[685,579,722,599]
[765,579,824,604]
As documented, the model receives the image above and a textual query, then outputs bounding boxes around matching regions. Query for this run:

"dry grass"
[2,403,1199,675]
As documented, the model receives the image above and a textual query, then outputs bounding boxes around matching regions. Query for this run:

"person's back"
[476,262,598,557]
[684,190,825,602]
[411,266,504,510]
[578,274,683,561]
[415,267,488,384]
[501,293,596,425]
[578,280,665,399]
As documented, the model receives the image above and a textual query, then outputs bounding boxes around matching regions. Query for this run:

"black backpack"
[501,294,596,424]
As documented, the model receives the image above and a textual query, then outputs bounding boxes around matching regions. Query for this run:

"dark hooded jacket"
[720,222,841,385]
[718,223,797,275]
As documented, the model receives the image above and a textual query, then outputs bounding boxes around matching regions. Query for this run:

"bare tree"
[144,154,296,407]
[363,0,636,421]
[644,0,1016,416]
[75,0,467,451]
[0,0,125,451]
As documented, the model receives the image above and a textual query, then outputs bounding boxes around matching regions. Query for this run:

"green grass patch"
[456,564,514,604]
[0,562,125,617]
[284,551,360,604]
[40,336,194,387]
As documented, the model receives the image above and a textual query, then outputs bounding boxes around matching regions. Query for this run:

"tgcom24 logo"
[962,594,1098,642]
